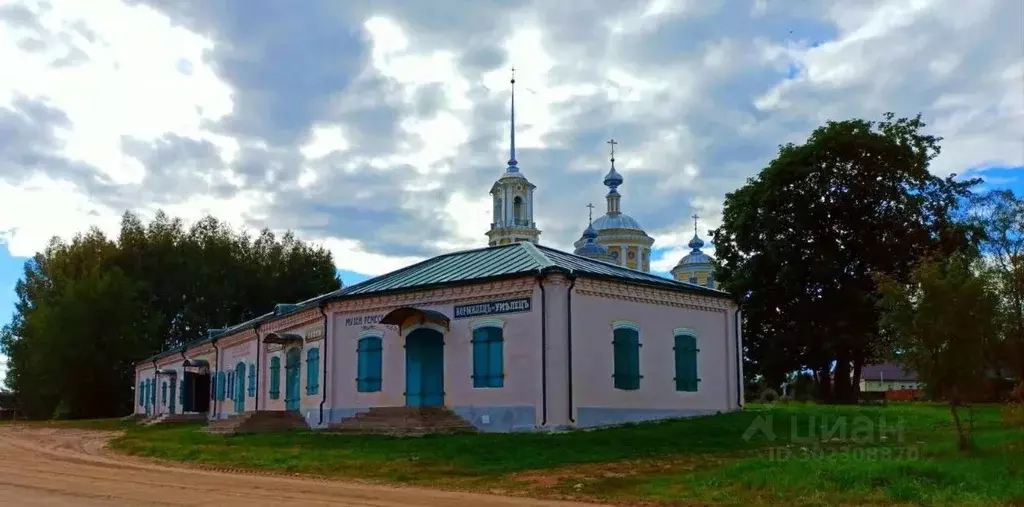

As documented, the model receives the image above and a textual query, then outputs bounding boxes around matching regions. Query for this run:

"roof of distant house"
[861,363,918,382]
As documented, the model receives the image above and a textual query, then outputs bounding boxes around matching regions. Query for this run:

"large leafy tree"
[714,113,980,403]
[0,211,341,419]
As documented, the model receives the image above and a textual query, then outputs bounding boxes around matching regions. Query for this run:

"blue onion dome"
[676,233,713,268]
[603,166,623,188]
[591,213,645,232]
[574,224,611,259]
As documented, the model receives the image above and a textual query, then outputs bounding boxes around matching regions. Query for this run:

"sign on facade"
[344,314,385,326]
[306,327,325,341]
[453,297,531,319]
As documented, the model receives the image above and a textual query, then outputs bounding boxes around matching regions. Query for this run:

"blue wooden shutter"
[471,328,488,387]
[306,348,320,395]
[150,379,156,405]
[248,363,256,397]
[217,371,226,401]
[138,382,144,406]
[161,381,167,404]
[269,356,281,399]
[357,337,382,392]
[674,334,699,392]
[488,327,504,387]
[613,328,641,390]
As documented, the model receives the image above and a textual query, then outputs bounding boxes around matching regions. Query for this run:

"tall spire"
[507,66,518,171]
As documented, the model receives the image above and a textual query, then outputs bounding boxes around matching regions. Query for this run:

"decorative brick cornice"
[575,278,732,313]
[326,277,537,315]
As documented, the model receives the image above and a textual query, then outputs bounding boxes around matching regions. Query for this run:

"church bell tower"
[486,68,541,246]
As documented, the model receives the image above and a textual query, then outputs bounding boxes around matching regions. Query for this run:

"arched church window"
[493,198,502,223]
[513,196,524,224]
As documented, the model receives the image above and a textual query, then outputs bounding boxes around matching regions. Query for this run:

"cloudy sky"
[0,0,1022,379]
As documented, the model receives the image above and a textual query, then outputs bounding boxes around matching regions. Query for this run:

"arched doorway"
[405,328,445,407]
[234,362,246,413]
[284,348,302,412]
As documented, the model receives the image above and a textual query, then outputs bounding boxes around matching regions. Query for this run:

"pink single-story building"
[133,241,743,431]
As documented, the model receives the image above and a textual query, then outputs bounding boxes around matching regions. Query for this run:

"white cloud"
[0,0,1019,284]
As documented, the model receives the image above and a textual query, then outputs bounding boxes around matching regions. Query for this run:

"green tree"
[877,254,999,450]
[1,211,341,419]
[972,190,1024,380]
[713,113,980,403]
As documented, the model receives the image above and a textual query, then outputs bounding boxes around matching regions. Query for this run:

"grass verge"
[85,404,1024,505]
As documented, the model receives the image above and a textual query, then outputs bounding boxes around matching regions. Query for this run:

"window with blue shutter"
[138,381,144,406]
[471,326,504,388]
[269,356,281,399]
[356,336,382,392]
[248,363,256,397]
[226,372,233,399]
[149,379,156,405]
[612,326,641,390]
[161,381,167,404]
[674,333,700,392]
[306,348,320,395]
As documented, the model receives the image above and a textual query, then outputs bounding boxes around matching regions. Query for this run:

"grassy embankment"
[39,404,1024,505]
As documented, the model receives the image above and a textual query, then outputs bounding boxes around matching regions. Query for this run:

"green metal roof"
[139,242,728,366]
[337,242,729,298]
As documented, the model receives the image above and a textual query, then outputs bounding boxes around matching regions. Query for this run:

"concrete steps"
[205,411,310,435]
[327,407,477,437]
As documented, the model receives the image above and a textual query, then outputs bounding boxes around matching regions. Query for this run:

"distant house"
[860,363,920,392]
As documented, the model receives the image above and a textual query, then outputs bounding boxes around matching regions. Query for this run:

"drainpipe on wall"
[536,275,548,426]
[318,301,329,427]
[734,304,744,408]
[566,275,577,424]
[211,338,220,419]
[151,359,158,415]
[254,324,261,412]
[179,349,188,413]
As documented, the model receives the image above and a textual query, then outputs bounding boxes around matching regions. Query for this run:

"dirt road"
[0,426,602,506]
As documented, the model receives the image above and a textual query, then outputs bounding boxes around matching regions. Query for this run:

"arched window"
[226,371,233,399]
[306,348,320,395]
[612,322,641,390]
[493,197,503,223]
[269,356,281,399]
[673,331,700,392]
[161,381,168,405]
[138,381,145,406]
[471,322,504,388]
[513,196,524,223]
[357,335,383,392]
[248,363,256,397]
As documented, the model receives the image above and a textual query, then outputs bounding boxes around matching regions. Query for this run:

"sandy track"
[0,426,602,507]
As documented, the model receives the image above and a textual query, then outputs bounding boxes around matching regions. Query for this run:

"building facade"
[135,242,742,431]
